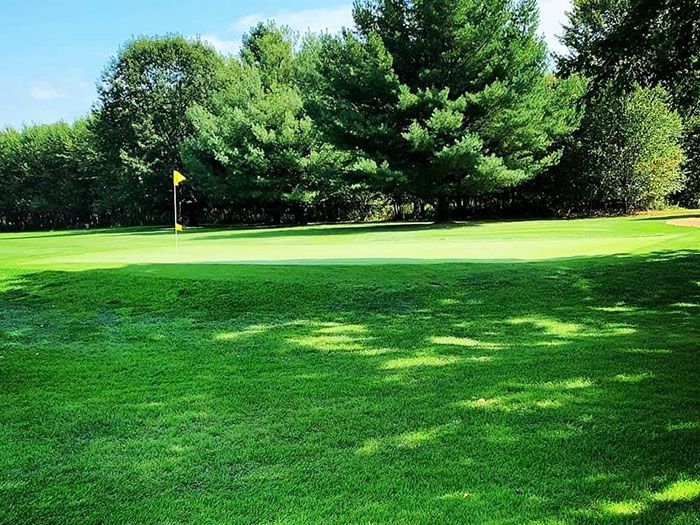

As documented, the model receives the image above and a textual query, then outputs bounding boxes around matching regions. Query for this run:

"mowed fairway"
[1,212,700,524]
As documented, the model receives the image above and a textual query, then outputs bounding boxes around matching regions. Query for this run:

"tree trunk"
[435,196,450,222]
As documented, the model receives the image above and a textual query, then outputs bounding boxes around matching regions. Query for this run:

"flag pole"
[173,178,179,251]
[172,170,186,252]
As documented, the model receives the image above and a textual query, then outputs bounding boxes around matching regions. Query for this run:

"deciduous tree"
[92,36,228,224]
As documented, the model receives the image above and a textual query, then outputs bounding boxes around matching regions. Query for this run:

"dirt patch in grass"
[667,218,700,228]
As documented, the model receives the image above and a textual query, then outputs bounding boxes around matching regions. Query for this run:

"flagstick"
[173,182,179,252]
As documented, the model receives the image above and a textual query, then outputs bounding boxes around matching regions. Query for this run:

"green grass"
[1,211,700,524]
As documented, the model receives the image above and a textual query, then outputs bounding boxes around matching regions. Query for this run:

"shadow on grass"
[1,251,699,524]
[197,221,477,241]
[0,226,171,240]
[635,212,700,222]
[0,221,477,242]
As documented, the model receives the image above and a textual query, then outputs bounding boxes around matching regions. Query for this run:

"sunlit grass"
[653,480,700,502]
[600,500,649,516]
[1,213,699,523]
[382,354,462,369]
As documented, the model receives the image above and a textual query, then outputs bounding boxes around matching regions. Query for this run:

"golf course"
[1,211,699,524]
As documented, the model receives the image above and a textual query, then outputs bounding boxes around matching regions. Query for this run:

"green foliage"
[311,0,586,219]
[560,0,700,113]
[92,35,229,224]
[0,120,99,230]
[559,0,700,206]
[557,0,630,81]
[2,1,699,230]
[304,30,406,202]
[555,85,684,213]
[681,116,700,208]
[241,22,296,87]
[182,26,354,224]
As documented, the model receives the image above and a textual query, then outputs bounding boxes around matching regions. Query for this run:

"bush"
[559,85,684,214]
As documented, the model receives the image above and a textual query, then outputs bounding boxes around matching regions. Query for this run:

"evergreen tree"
[182,24,350,224]
[310,0,586,220]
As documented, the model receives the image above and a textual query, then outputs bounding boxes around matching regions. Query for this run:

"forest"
[0,0,697,230]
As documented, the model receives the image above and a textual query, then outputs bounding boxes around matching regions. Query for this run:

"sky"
[0,0,572,129]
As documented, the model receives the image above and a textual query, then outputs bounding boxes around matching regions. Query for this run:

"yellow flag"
[175,223,184,232]
[173,170,186,187]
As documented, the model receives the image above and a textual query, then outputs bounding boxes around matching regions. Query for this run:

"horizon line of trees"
[1,0,698,231]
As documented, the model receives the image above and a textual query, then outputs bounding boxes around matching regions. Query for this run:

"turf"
[1,212,700,524]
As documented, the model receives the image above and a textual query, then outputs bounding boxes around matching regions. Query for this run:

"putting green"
[1,210,699,271]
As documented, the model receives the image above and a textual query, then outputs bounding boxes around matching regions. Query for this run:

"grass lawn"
[1,211,700,524]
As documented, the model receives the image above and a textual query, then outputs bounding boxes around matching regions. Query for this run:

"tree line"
[1,0,697,230]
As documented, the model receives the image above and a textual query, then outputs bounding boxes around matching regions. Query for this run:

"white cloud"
[199,5,354,58]
[232,14,266,33]
[29,83,65,101]
[235,3,567,50]
[245,5,354,36]
[200,34,240,55]
[537,0,572,56]
[204,2,569,60]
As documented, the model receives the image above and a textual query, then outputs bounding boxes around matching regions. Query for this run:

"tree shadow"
[0,226,171,240]
[0,221,478,242]
[1,251,699,523]
[197,221,478,241]
[635,212,700,222]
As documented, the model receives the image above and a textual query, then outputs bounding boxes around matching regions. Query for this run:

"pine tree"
[310,0,586,220]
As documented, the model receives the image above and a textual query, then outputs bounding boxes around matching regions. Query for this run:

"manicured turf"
[1,211,700,524]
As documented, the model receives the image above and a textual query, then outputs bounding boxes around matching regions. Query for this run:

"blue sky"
[0,0,571,128]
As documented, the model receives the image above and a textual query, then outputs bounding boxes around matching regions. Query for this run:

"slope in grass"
[1,215,699,524]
